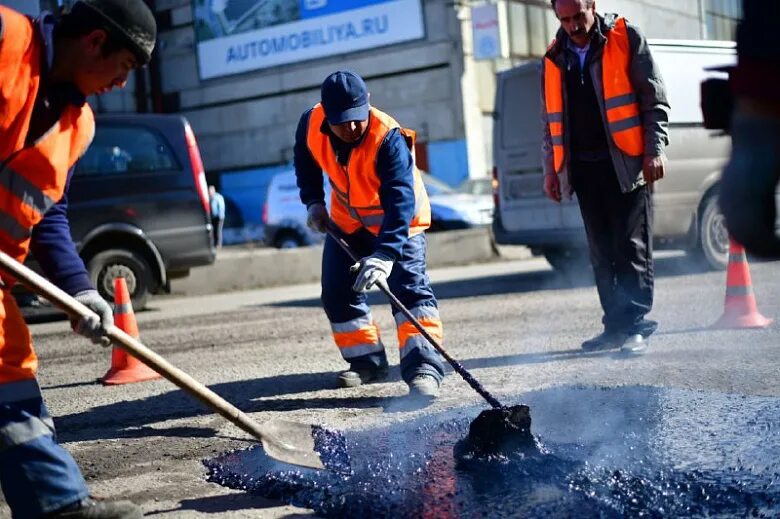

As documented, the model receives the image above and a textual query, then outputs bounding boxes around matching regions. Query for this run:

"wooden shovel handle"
[0,251,269,443]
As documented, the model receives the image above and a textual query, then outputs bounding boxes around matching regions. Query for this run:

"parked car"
[423,175,494,231]
[17,113,216,312]
[262,170,493,248]
[263,169,327,248]
[492,39,749,272]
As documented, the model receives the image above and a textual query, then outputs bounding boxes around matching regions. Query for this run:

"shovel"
[0,251,346,471]
[325,225,535,453]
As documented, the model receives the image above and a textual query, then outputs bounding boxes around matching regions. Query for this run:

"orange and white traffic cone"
[711,239,773,329]
[101,277,161,385]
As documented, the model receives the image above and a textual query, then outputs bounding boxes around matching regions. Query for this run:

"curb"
[171,228,507,296]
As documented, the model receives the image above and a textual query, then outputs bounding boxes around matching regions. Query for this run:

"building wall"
[3,0,40,15]
[96,0,718,182]
[89,0,734,242]
[147,0,471,186]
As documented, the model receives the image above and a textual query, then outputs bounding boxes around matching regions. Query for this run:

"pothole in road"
[204,386,780,517]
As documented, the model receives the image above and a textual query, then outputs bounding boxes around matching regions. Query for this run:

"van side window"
[76,126,178,176]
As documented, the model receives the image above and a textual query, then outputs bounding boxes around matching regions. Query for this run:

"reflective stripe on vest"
[0,6,95,263]
[305,104,431,236]
[543,57,565,172]
[601,18,644,156]
[330,313,384,360]
[544,17,645,173]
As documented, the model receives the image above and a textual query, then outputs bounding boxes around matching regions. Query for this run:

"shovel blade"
[260,419,350,472]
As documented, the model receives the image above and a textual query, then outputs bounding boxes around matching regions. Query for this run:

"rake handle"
[326,226,503,409]
[0,251,270,443]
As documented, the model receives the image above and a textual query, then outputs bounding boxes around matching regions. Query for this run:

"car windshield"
[457,178,492,196]
[420,172,455,196]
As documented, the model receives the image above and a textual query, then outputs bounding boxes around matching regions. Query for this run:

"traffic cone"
[101,277,161,385]
[711,239,773,329]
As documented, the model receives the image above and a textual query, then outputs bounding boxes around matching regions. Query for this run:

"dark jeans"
[0,394,89,518]
[571,159,657,337]
[211,217,224,248]
[321,230,445,383]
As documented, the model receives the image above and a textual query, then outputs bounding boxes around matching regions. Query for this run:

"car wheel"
[274,231,304,249]
[88,249,152,311]
[542,247,590,274]
[697,194,729,270]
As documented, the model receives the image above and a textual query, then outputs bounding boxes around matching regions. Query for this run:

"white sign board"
[194,0,425,80]
[471,3,506,60]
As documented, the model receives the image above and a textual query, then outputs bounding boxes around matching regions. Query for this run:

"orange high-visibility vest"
[0,6,95,385]
[544,17,645,173]
[306,104,431,236]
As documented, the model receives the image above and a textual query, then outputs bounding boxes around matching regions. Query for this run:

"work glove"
[71,290,113,347]
[351,252,394,293]
[306,202,329,233]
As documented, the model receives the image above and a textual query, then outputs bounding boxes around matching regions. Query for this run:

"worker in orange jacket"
[541,0,669,353]
[0,1,155,517]
[294,71,445,398]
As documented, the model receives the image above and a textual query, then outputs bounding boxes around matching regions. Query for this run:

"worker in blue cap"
[0,0,155,517]
[294,70,446,399]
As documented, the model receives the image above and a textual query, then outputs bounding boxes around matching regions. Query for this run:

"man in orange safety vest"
[541,0,670,353]
[0,0,155,517]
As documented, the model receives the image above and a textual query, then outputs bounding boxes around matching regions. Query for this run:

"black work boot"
[47,497,143,519]
[581,331,629,351]
[338,361,389,388]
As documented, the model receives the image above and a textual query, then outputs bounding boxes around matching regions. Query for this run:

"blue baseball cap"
[321,71,370,124]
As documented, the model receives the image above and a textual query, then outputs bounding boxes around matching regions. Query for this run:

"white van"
[492,40,736,271]
[263,170,329,248]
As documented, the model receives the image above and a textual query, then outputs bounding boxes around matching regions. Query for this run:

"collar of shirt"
[567,39,590,70]
[37,12,88,108]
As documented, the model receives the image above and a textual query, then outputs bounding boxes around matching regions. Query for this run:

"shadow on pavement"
[145,492,297,516]
[266,254,712,309]
[53,368,415,443]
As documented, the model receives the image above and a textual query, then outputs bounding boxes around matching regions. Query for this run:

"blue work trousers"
[0,380,88,518]
[321,230,445,383]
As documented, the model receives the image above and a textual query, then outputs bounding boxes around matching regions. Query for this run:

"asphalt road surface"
[2,253,779,518]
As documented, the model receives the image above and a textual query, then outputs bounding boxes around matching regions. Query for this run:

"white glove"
[351,252,394,292]
[306,203,329,233]
[71,290,113,347]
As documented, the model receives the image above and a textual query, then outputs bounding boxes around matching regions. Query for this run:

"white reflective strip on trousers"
[394,305,440,327]
[340,342,385,359]
[331,314,374,333]
[399,335,432,359]
[0,416,55,452]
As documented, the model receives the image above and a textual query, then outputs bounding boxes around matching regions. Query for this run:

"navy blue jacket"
[23,13,93,296]
[294,108,416,260]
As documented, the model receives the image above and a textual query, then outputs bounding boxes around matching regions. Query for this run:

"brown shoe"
[47,497,142,519]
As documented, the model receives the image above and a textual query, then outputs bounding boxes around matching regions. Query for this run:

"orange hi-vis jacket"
[306,104,431,236]
[544,17,645,173]
[0,6,95,385]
